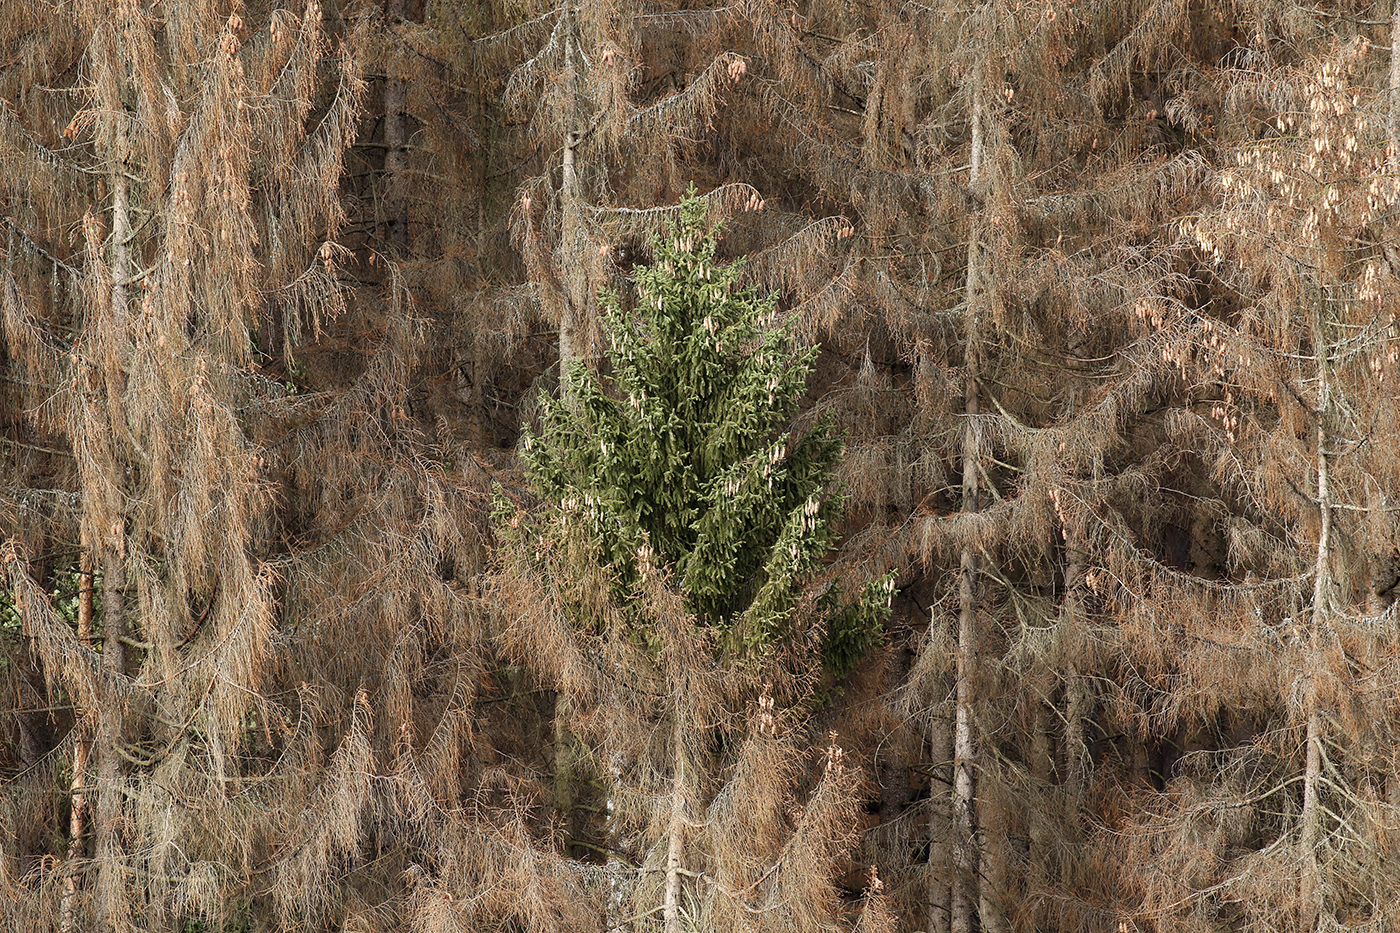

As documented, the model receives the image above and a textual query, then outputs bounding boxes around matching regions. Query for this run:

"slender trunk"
[663,712,686,933]
[552,15,588,812]
[552,693,582,856]
[978,795,1009,933]
[1024,700,1053,929]
[1389,0,1400,164]
[552,694,571,839]
[60,714,92,931]
[1374,1,1400,615]
[927,678,952,933]
[59,539,96,933]
[1300,647,1322,925]
[384,0,409,252]
[1062,530,1090,796]
[1300,309,1331,929]
[108,152,130,335]
[1365,485,1394,616]
[952,480,978,933]
[93,556,126,930]
[91,136,132,931]
[951,79,985,933]
[1388,769,1400,861]
[1371,1,1400,615]
[558,7,583,386]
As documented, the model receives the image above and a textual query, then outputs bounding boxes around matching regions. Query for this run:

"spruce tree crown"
[523,193,884,658]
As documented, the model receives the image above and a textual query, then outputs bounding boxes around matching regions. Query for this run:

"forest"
[4,0,1400,931]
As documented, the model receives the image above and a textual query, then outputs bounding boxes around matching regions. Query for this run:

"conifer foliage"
[506,192,892,933]
[12,1,1400,931]
[523,193,875,655]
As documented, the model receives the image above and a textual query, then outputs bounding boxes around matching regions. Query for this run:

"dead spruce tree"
[1,0,364,929]
[9,0,1400,930]
[497,194,892,933]
[476,0,751,382]
[813,1,1174,927]
[1110,34,1400,933]
[456,0,863,866]
[1,2,587,931]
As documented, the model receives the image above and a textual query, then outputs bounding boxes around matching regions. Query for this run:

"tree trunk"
[978,794,1009,933]
[59,538,95,933]
[90,130,133,932]
[1373,0,1400,616]
[663,711,687,933]
[1062,528,1091,797]
[384,0,409,252]
[927,678,952,933]
[1389,0,1400,163]
[552,29,586,812]
[951,78,985,933]
[1388,768,1400,861]
[558,8,583,386]
[93,555,127,930]
[952,475,979,933]
[1300,658,1322,926]
[1300,308,1332,930]
[552,692,584,857]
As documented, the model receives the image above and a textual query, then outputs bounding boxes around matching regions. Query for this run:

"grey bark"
[92,129,132,933]
[951,78,984,933]
[93,556,127,930]
[663,711,687,933]
[59,538,95,933]
[1390,0,1400,163]
[927,679,952,933]
[384,0,409,251]
[1300,306,1332,929]
[1062,530,1091,797]
[558,7,584,387]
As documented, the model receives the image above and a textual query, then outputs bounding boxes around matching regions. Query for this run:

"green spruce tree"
[523,192,886,659]
[503,192,893,933]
